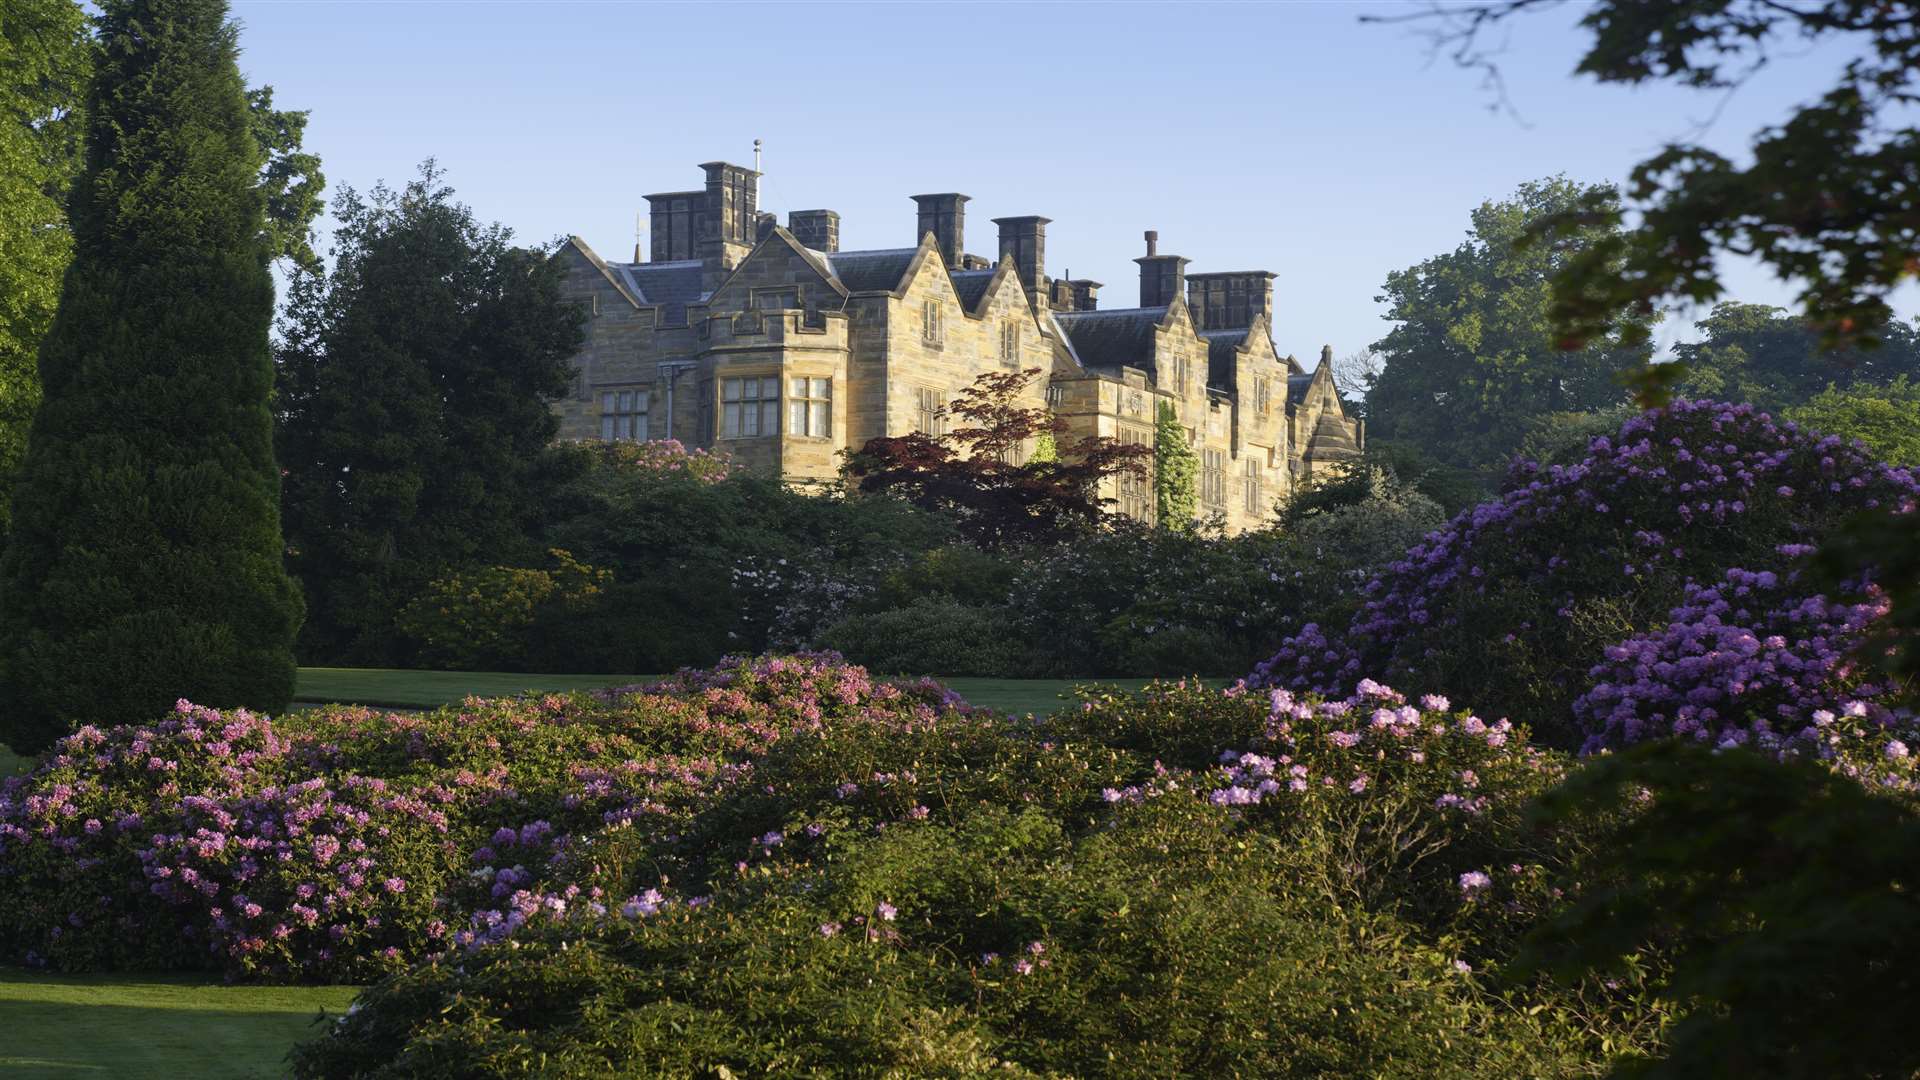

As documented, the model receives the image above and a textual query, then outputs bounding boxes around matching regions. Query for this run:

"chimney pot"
[1145,230,1158,257]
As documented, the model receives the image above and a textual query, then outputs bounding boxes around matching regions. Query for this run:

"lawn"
[0,968,358,1079]
[296,667,1172,718]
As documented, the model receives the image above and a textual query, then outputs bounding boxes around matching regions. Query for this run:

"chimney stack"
[993,215,1050,297]
[912,193,970,269]
[1186,271,1276,331]
[1069,279,1102,311]
[1135,230,1189,308]
[788,209,840,253]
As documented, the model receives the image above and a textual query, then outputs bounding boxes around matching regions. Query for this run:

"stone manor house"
[554,159,1363,533]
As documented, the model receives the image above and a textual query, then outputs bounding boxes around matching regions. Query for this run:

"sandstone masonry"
[554,160,1364,532]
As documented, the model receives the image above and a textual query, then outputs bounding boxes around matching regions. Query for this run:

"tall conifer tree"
[0,0,301,752]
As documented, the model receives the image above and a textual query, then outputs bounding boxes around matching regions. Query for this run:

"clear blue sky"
[231,0,1913,364]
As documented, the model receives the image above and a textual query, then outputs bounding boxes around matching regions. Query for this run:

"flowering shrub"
[576,437,736,483]
[0,655,967,980]
[1253,401,1920,747]
[291,680,1597,1076]
[1574,562,1920,788]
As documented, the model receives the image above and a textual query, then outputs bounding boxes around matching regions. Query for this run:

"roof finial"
[1320,344,1334,367]
[753,138,763,173]
[633,210,644,263]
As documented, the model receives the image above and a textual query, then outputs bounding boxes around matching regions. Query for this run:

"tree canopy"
[1363,176,1656,472]
[1674,302,1920,413]
[0,0,90,538]
[275,163,582,664]
[1391,0,1919,352]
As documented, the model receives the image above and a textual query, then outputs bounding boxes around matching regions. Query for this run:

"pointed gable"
[704,226,849,313]
[562,236,642,308]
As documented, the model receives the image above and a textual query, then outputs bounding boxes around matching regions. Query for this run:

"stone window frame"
[598,386,650,442]
[1116,423,1155,523]
[787,375,832,438]
[720,375,780,438]
[999,320,1021,367]
[915,385,947,437]
[1256,376,1272,414]
[1242,456,1263,513]
[1202,447,1227,507]
[921,298,944,346]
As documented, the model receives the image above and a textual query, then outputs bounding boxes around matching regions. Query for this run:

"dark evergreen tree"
[0,0,302,752]
[275,164,582,664]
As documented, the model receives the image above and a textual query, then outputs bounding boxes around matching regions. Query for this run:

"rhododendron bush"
[2,657,1647,1074]
[1253,401,1920,749]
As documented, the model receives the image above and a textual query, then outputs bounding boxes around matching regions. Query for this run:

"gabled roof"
[1200,328,1249,390]
[621,260,705,325]
[827,247,919,293]
[565,236,642,308]
[1054,306,1168,370]
[708,227,850,309]
[950,269,996,312]
[1287,372,1316,404]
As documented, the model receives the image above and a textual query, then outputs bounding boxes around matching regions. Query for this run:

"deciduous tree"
[0,0,89,538]
[1363,177,1656,471]
[275,163,582,664]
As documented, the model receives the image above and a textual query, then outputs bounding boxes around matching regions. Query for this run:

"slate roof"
[827,248,918,293]
[949,269,996,311]
[1054,307,1167,371]
[1287,372,1316,405]
[617,259,705,325]
[1200,328,1248,390]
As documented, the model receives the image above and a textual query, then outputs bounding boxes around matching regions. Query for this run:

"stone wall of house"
[548,162,1365,535]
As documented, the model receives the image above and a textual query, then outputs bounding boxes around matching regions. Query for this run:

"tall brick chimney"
[912,193,970,269]
[1135,230,1189,308]
[993,215,1050,297]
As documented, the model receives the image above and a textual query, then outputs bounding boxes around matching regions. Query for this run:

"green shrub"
[819,599,1030,677]
[395,549,610,670]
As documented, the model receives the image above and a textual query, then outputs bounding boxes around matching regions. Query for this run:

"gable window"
[921,299,944,344]
[721,376,779,437]
[1169,352,1189,393]
[916,386,946,437]
[999,321,1021,367]
[1202,448,1227,508]
[788,376,831,437]
[1256,377,1272,414]
[1243,457,1263,514]
[599,388,649,441]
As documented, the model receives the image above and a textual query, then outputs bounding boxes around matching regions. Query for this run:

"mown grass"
[0,968,359,1079]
